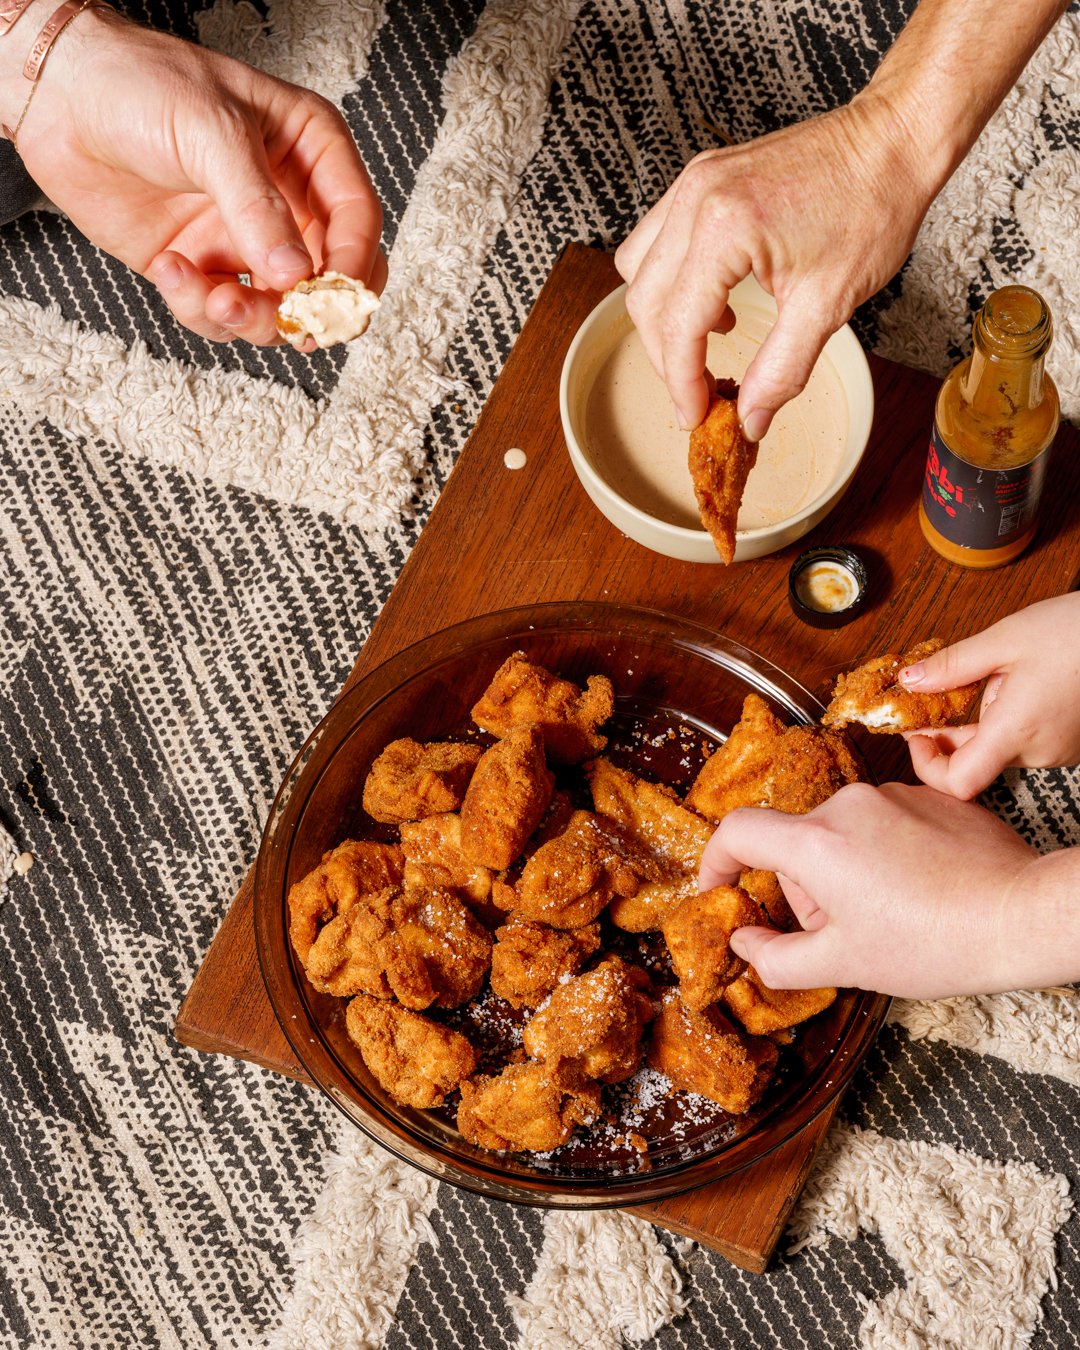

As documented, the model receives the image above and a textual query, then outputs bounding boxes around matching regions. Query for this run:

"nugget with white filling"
[362,739,483,824]
[275,271,380,348]
[647,990,777,1113]
[471,652,614,763]
[822,638,980,733]
[346,993,477,1109]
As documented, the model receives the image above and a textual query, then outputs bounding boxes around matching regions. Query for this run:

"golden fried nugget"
[400,813,495,912]
[489,917,602,1009]
[688,381,759,565]
[307,886,491,1008]
[287,839,405,965]
[345,993,477,1109]
[685,693,862,822]
[383,888,493,1009]
[647,990,777,1113]
[822,638,981,733]
[523,956,655,1084]
[722,966,837,1036]
[661,886,761,1011]
[362,739,483,824]
[511,810,660,928]
[459,726,555,870]
[457,1061,602,1152]
[739,868,796,932]
[471,652,614,763]
[587,758,714,931]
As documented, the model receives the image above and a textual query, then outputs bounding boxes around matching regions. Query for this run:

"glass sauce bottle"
[919,284,1059,568]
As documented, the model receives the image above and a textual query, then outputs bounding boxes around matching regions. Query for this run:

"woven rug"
[1,2,1079,1346]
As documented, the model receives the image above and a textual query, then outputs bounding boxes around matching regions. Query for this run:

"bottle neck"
[961,345,1047,416]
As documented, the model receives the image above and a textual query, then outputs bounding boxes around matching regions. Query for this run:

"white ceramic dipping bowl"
[559,278,874,563]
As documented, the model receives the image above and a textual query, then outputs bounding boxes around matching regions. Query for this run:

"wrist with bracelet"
[1,0,112,153]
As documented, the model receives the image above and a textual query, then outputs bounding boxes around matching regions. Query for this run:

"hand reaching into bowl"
[616,0,1068,438]
[0,1,384,346]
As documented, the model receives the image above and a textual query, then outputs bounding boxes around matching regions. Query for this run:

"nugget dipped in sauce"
[688,380,758,565]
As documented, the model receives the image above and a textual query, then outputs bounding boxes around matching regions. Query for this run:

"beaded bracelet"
[3,0,110,152]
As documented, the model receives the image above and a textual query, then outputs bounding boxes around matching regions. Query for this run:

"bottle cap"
[788,546,868,628]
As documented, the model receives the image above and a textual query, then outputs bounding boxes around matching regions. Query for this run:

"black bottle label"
[921,424,1050,551]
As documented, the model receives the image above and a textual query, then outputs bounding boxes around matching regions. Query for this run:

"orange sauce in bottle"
[919,285,1060,568]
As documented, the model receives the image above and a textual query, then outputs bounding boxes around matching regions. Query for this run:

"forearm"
[854,0,1068,204]
[1005,844,1080,991]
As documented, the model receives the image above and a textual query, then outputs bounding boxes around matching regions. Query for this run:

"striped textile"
[1,2,1079,1347]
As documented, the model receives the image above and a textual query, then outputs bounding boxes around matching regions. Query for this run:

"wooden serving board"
[176,243,1080,1273]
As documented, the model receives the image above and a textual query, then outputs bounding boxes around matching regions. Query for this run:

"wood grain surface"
[176,243,1080,1272]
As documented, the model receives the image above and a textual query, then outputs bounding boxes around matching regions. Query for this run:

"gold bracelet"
[3,0,108,153]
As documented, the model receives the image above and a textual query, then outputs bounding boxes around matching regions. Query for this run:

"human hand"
[698,782,1038,999]
[614,100,931,436]
[901,594,1080,799]
[13,6,383,345]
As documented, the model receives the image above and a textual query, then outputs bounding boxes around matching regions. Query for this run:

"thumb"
[737,293,835,442]
[899,630,1004,694]
[729,925,835,991]
[201,125,313,289]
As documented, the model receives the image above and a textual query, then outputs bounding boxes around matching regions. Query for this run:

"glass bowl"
[254,601,889,1207]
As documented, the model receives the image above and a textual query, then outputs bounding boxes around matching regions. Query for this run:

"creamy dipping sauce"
[584,313,848,531]
[794,560,861,613]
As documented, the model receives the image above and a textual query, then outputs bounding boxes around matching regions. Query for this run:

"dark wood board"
[176,243,1080,1273]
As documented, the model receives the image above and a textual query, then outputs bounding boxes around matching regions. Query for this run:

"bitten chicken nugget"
[287,839,405,965]
[400,813,496,915]
[662,886,762,1011]
[647,990,777,1113]
[489,917,602,1009]
[722,966,837,1036]
[275,271,380,348]
[688,381,759,565]
[511,810,659,928]
[362,739,483,824]
[459,726,555,870]
[306,886,491,1008]
[345,993,477,1109]
[685,693,862,822]
[523,956,655,1084]
[586,758,714,932]
[471,652,614,763]
[457,1061,602,1152]
[822,638,981,733]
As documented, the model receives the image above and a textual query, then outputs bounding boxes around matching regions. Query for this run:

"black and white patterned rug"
[2,3,1079,1346]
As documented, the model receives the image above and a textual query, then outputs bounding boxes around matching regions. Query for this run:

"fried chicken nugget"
[457,1061,603,1152]
[523,956,655,1084]
[362,738,483,824]
[459,726,555,870]
[345,993,477,1110]
[822,638,981,733]
[661,885,762,1011]
[489,917,602,1009]
[287,839,405,965]
[471,652,614,763]
[739,867,797,932]
[722,966,837,1036]
[647,990,777,1113]
[306,886,491,1008]
[400,812,495,913]
[688,381,759,565]
[685,693,862,822]
[511,810,660,928]
[586,758,714,932]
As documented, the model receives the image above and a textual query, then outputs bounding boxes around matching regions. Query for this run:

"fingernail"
[899,663,925,687]
[221,302,248,327]
[676,406,692,431]
[267,243,311,275]
[152,262,183,292]
[742,409,768,442]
